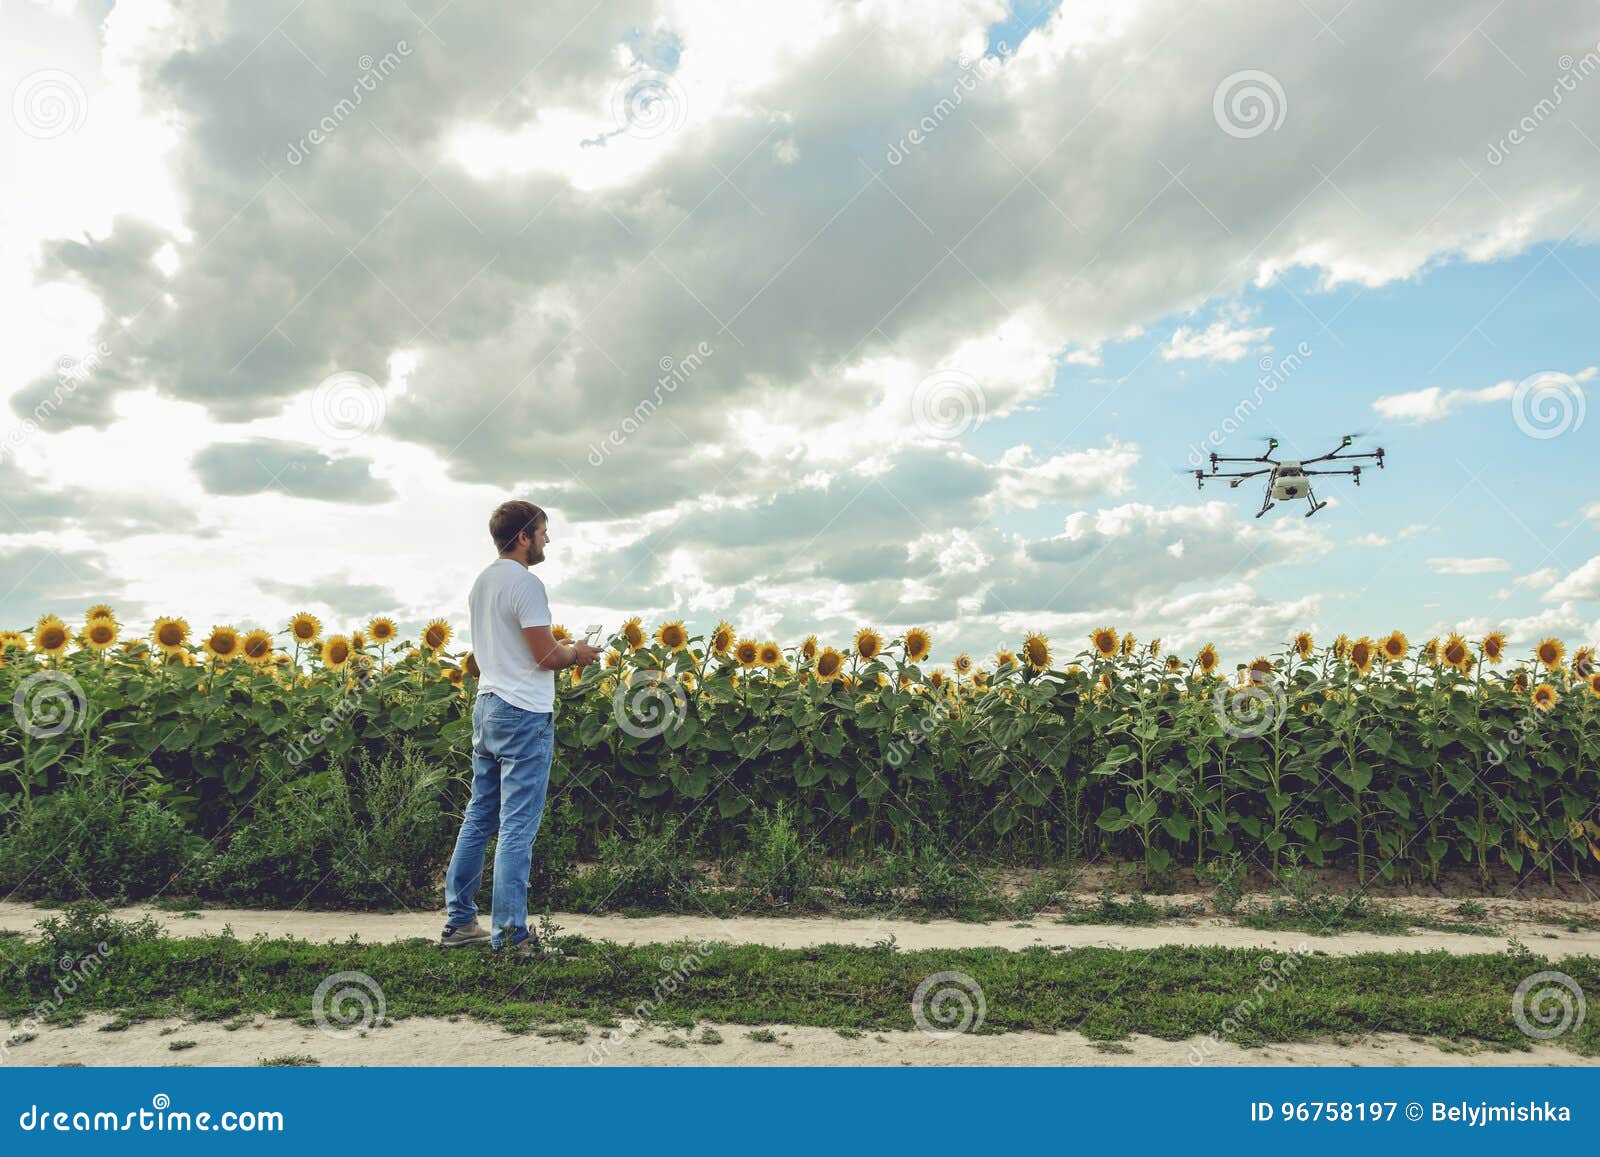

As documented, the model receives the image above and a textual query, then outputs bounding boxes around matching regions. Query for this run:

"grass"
[3,907,1594,1057]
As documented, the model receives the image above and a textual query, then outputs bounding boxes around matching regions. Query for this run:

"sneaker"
[438,920,491,948]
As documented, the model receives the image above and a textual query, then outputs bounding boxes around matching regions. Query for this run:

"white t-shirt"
[468,558,555,713]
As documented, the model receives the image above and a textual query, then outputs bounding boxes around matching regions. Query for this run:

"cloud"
[257,576,402,621]
[1373,365,1596,423]
[1545,556,1600,603]
[1161,319,1273,362]
[1514,567,1561,590]
[8,0,1600,653]
[190,439,395,504]
[1428,556,1510,575]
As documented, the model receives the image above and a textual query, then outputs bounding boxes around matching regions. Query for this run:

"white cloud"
[1428,556,1510,575]
[1514,567,1561,590]
[1545,556,1600,603]
[1373,365,1596,423]
[1161,319,1273,362]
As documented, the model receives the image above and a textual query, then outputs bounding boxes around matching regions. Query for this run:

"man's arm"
[523,625,600,670]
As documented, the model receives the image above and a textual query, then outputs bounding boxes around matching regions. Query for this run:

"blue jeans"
[443,692,554,948]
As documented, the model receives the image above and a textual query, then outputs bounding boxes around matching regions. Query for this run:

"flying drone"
[1190,435,1385,518]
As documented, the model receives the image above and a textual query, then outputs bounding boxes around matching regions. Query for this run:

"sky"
[2,0,1599,668]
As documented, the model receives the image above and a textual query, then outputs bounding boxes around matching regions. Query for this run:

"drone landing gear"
[1255,500,1275,519]
[1304,494,1327,518]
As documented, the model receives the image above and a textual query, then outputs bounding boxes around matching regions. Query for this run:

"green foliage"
[3,626,1599,890]
[0,769,203,902]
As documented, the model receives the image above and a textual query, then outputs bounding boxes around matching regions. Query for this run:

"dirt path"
[13,1013,1594,1068]
[3,901,1596,959]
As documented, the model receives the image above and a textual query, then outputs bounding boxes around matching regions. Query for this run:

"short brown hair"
[489,500,546,552]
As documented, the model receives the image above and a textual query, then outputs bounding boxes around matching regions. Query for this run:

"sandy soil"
[3,901,1596,959]
[11,1013,1594,1068]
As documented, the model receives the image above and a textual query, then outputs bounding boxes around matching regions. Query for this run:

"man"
[440,500,602,956]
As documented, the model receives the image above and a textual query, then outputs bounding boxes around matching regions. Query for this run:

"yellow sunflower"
[0,629,27,655]
[996,648,1017,670]
[552,624,572,642]
[928,670,944,690]
[148,617,189,656]
[1090,627,1119,658]
[1442,633,1470,673]
[1348,636,1375,675]
[83,617,119,651]
[1331,634,1350,661]
[800,635,818,661]
[710,621,735,656]
[757,641,782,668]
[1166,654,1183,672]
[971,670,989,690]
[734,638,760,668]
[1480,632,1506,664]
[1196,644,1218,675]
[620,616,645,651]
[815,648,845,681]
[323,634,353,671]
[1513,670,1530,693]
[349,630,367,651]
[903,627,932,663]
[32,615,70,656]
[1247,656,1275,685]
[1120,633,1137,658]
[1421,637,1440,665]
[367,616,398,644]
[1531,683,1559,712]
[443,665,464,687]
[203,626,241,663]
[241,629,275,665]
[953,653,973,675]
[1023,631,1051,671]
[604,647,623,669]
[85,603,117,624]
[1294,632,1314,660]
[1588,672,1600,698]
[655,620,689,652]
[1380,630,1409,663]
[1148,637,1161,658]
[1572,647,1596,680]
[854,628,882,662]
[288,612,322,644]
[421,618,453,651]
[1535,637,1564,671]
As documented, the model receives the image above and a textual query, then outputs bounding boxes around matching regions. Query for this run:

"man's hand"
[569,640,604,668]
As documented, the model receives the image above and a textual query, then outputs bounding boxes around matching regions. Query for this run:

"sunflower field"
[2,608,1599,891]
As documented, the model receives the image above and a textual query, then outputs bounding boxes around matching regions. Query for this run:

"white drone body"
[1270,462,1308,501]
[1188,436,1386,518]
